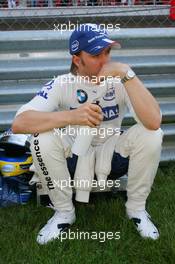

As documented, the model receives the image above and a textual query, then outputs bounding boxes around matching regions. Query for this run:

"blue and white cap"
[69,23,121,55]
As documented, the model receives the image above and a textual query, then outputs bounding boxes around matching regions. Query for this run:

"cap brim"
[84,38,121,55]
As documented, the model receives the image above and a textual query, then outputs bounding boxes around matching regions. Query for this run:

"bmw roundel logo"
[77,89,88,104]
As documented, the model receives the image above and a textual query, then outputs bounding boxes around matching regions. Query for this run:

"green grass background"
[0,162,175,264]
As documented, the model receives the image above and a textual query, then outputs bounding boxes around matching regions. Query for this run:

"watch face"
[127,69,135,79]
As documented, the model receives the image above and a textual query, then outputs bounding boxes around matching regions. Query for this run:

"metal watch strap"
[121,69,136,84]
[121,76,129,84]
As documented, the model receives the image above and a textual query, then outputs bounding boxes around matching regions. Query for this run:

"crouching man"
[12,24,163,244]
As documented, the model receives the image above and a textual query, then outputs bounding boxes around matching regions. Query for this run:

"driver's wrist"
[119,65,131,79]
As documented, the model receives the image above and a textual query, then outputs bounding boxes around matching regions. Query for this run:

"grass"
[0,162,175,264]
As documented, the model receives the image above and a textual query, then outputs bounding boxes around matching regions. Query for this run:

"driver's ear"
[72,55,80,68]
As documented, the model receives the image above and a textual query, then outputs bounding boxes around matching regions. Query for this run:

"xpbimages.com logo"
[53,178,121,192]
[53,21,120,34]
[59,74,121,86]
[60,229,121,243]
[53,126,121,139]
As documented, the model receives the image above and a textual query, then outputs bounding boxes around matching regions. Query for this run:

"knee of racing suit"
[30,130,72,161]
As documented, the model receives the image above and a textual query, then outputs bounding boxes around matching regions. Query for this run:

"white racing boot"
[37,207,76,245]
[127,209,159,240]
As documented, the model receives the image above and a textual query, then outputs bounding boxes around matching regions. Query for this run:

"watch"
[121,69,136,84]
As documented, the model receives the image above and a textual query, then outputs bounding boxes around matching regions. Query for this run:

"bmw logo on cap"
[77,89,88,104]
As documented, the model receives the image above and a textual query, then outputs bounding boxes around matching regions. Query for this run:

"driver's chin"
[90,69,102,78]
[89,73,98,80]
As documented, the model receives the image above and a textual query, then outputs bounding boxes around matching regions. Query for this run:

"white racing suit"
[16,73,163,212]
